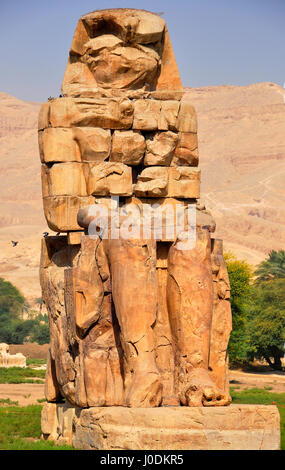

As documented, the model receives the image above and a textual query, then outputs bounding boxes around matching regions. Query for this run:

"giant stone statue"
[39,8,232,413]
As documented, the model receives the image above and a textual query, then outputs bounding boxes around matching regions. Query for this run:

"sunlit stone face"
[62,9,183,97]
[82,34,160,90]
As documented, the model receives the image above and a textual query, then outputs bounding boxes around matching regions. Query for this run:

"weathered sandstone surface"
[1,84,284,300]
[41,402,280,450]
[0,343,26,368]
[39,9,232,415]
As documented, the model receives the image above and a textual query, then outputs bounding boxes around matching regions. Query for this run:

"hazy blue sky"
[0,0,284,101]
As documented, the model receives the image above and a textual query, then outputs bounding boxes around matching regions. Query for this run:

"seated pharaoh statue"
[39,8,232,409]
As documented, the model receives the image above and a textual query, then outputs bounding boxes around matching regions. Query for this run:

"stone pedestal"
[0,343,26,368]
[41,403,280,450]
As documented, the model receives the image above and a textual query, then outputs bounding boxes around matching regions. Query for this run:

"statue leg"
[167,229,230,406]
[108,237,162,407]
[64,236,124,407]
[209,239,232,402]
[41,239,77,406]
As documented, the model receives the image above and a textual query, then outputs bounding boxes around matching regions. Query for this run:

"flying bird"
[11,241,18,247]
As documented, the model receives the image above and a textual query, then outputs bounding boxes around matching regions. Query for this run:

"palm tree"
[35,297,43,313]
[255,250,285,283]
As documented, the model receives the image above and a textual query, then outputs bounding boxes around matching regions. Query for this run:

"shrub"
[0,278,49,344]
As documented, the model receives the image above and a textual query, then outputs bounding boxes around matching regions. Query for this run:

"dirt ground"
[0,383,45,406]
[229,369,285,393]
[0,343,48,405]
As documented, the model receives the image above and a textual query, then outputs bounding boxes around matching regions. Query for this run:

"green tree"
[9,319,37,344]
[0,277,25,320]
[224,253,253,363]
[0,278,49,345]
[247,279,285,370]
[30,315,50,345]
[30,322,50,345]
[255,249,285,283]
[0,278,25,343]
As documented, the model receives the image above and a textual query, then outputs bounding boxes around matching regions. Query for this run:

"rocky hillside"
[0,82,284,300]
[0,93,47,302]
[185,82,285,264]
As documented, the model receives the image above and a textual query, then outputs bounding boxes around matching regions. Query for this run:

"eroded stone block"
[134,167,168,197]
[38,102,50,130]
[41,404,281,450]
[72,127,111,162]
[67,231,84,245]
[0,343,26,368]
[172,132,199,166]
[86,162,133,196]
[39,128,81,163]
[42,163,87,197]
[134,167,200,198]
[49,97,134,129]
[158,100,180,131]
[144,131,178,166]
[41,402,76,445]
[176,101,197,133]
[168,167,200,198]
[43,195,94,232]
[132,99,161,131]
[110,130,145,165]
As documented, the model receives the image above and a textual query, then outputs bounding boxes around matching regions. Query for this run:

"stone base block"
[0,353,26,368]
[0,343,26,368]
[41,403,280,450]
[41,402,76,446]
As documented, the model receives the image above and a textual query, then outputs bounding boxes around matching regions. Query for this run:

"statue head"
[62,9,183,96]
